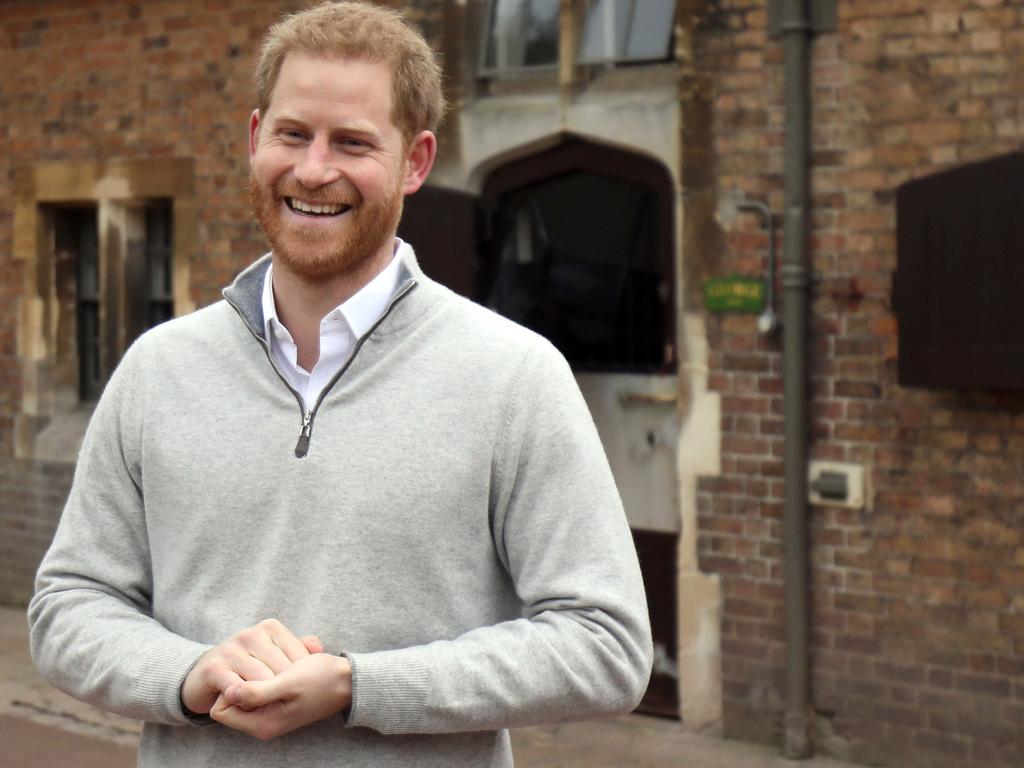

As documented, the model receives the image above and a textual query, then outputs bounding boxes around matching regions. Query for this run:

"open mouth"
[285,197,351,217]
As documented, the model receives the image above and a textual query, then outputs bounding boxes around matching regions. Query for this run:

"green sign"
[704,276,765,314]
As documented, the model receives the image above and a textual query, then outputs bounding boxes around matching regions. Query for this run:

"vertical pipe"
[779,0,812,759]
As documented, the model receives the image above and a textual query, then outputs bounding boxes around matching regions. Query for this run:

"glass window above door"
[481,0,560,72]
[578,0,675,65]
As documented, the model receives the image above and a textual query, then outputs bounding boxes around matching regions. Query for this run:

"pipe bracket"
[780,263,811,290]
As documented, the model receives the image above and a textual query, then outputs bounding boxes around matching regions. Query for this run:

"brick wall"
[694,1,1024,765]
[0,461,75,604]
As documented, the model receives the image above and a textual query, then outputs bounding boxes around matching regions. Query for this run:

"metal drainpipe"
[780,0,813,759]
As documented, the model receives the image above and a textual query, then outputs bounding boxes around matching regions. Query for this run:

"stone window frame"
[13,158,196,463]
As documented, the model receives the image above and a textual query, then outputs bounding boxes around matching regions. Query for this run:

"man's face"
[248,54,412,281]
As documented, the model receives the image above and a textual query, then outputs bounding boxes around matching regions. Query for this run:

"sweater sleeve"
[344,340,654,734]
[27,341,210,725]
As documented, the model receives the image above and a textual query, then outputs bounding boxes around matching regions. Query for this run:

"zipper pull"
[295,411,313,458]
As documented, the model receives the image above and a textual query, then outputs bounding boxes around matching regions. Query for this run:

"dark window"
[53,209,102,401]
[481,0,560,72]
[578,0,675,65]
[145,202,175,327]
[48,200,174,402]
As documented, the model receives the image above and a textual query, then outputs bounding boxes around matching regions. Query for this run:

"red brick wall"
[694,1,1024,765]
[0,461,75,605]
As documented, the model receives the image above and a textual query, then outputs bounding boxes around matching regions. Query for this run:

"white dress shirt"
[262,241,407,411]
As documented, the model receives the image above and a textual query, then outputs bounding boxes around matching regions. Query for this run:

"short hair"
[254,1,446,143]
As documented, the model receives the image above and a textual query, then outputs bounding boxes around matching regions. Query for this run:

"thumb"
[301,635,324,654]
[225,679,278,711]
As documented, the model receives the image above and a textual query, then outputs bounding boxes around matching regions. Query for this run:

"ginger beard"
[249,169,405,281]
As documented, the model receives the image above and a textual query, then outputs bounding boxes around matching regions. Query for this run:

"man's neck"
[271,240,395,372]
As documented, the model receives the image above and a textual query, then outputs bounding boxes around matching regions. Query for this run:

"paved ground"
[1,714,137,768]
[2,605,859,767]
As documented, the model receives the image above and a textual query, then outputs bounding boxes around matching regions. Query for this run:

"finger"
[301,635,324,654]
[209,693,231,718]
[245,638,294,675]
[210,701,264,736]
[182,654,227,715]
[212,699,289,740]
[225,677,287,711]
[262,621,311,663]
[205,667,245,698]
[229,652,276,683]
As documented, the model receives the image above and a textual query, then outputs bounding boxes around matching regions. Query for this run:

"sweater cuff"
[344,650,430,734]
[131,635,213,725]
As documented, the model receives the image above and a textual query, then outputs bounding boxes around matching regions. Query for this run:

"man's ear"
[402,130,438,195]
[248,109,262,162]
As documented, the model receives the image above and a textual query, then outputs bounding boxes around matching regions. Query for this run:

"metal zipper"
[295,410,313,458]
[228,278,417,459]
[292,279,417,457]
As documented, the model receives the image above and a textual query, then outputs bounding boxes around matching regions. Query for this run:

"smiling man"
[28,3,652,767]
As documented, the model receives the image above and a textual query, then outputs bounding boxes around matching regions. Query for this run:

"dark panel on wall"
[632,529,679,719]
[398,185,480,299]
[895,152,1024,389]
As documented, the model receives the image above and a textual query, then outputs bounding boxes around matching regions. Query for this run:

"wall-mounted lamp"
[736,200,781,336]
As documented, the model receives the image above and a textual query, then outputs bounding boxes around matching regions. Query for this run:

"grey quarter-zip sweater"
[28,249,653,767]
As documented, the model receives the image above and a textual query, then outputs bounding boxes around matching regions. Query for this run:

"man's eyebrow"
[269,113,308,127]
[271,113,381,138]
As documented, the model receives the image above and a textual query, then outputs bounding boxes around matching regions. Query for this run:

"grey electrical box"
[810,471,847,501]
[808,461,867,510]
[768,0,838,38]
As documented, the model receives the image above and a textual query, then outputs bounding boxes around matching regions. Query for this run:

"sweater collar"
[224,247,420,343]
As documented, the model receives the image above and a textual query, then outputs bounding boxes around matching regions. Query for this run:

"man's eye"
[282,130,306,141]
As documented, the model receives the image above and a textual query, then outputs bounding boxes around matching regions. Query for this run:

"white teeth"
[290,199,344,215]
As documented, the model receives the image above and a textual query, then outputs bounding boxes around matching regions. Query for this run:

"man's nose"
[293,138,342,189]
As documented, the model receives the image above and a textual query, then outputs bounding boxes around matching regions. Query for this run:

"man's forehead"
[267,53,394,112]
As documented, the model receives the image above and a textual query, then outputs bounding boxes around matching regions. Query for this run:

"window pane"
[70,210,101,400]
[579,0,674,64]
[483,0,559,71]
[579,0,630,63]
[522,0,559,67]
[624,0,674,61]
[145,202,174,328]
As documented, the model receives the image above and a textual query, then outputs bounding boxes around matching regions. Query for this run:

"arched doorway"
[400,135,680,717]
[478,137,675,374]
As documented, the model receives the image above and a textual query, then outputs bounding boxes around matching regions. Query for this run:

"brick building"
[0,1,1021,767]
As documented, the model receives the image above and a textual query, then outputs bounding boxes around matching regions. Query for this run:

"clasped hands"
[180,618,352,740]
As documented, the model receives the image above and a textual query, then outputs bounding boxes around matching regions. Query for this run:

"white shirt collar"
[261,240,407,345]
[340,244,406,338]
